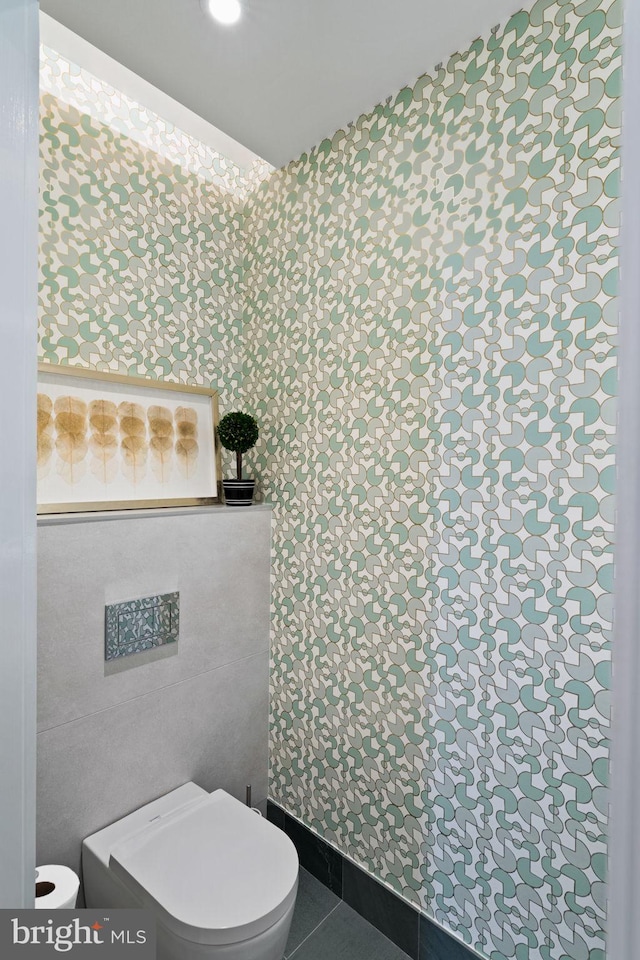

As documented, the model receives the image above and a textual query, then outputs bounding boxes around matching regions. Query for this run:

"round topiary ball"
[217,412,259,453]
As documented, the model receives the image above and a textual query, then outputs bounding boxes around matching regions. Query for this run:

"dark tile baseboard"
[267,801,286,830]
[283,810,343,896]
[419,916,480,960]
[267,800,480,960]
[343,859,419,957]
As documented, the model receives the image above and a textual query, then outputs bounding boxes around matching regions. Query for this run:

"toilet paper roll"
[35,865,79,909]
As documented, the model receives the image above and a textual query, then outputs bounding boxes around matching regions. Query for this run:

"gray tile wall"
[36,506,272,875]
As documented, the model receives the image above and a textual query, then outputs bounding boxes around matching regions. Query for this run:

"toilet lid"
[109,790,298,946]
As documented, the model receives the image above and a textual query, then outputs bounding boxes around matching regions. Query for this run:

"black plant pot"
[222,479,255,506]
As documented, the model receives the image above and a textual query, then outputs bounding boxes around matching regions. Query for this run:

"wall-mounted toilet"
[82,782,299,960]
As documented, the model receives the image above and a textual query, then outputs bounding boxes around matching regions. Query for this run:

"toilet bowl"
[82,782,299,960]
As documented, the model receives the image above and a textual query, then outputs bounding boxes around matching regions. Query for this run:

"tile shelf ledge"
[37,503,273,525]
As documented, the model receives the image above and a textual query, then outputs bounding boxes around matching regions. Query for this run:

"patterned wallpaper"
[40,45,274,198]
[38,0,619,955]
[244,1,619,958]
[39,91,246,411]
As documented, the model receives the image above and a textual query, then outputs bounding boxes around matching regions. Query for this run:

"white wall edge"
[609,0,640,956]
[39,10,261,173]
[0,0,38,909]
[37,504,273,525]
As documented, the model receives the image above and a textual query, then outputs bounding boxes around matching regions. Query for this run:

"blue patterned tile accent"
[105,592,179,661]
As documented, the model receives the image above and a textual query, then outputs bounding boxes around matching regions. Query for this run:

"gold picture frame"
[37,364,221,514]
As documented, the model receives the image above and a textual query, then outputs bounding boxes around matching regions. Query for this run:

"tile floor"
[285,867,411,960]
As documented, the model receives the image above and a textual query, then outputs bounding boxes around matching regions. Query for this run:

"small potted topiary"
[217,411,259,506]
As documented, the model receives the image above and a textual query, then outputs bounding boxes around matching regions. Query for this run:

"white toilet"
[82,782,299,960]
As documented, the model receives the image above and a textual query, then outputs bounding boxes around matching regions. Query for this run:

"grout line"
[286,902,342,959]
[37,648,268,734]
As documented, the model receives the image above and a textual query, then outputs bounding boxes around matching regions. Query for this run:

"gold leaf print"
[37,393,54,477]
[37,393,53,432]
[54,395,88,485]
[119,401,147,485]
[121,435,148,483]
[89,398,117,434]
[175,407,197,438]
[119,402,147,438]
[148,404,173,484]
[175,406,199,479]
[89,398,118,484]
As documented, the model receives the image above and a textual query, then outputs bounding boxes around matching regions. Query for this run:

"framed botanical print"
[37,364,220,513]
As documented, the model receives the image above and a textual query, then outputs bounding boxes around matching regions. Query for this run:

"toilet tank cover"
[109,789,298,946]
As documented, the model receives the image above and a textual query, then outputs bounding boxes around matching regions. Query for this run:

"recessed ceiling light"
[205,0,242,25]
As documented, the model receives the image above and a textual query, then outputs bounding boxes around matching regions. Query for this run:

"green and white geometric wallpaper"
[244,1,619,957]
[39,88,247,406]
[40,44,273,199]
[38,0,619,957]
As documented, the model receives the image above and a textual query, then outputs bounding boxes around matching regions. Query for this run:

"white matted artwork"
[37,364,220,513]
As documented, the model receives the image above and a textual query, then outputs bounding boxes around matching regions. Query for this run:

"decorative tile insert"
[105,592,179,661]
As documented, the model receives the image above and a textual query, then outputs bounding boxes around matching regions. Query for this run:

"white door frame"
[609,0,640,955]
[0,0,38,909]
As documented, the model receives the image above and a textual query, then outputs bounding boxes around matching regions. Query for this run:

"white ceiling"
[40,0,534,169]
